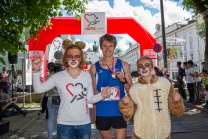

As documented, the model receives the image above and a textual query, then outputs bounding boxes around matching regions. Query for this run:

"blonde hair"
[136,56,153,67]
[61,39,86,69]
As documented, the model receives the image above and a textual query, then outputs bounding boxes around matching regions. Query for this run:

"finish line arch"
[28,17,156,57]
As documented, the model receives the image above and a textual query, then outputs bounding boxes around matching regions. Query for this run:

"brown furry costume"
[119,75,184,139]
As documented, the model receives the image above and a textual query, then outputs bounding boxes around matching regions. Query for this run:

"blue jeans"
[0,86,10,95]
[57,123,91,139]
[47,97,59,139]
[1,103,23,117]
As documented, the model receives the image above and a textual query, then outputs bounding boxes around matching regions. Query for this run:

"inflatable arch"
[28,17,157,80]
[28,17,156,57]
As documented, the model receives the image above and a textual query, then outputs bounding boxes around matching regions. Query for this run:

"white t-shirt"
[193,66,201,82]
[185,68,194,83]
[33,70,103,125]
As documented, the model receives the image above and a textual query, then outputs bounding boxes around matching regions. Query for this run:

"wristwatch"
[121,78,128,84]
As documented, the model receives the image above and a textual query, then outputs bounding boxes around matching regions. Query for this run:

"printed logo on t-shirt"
[66,83,87,103]
[101,86,120,101]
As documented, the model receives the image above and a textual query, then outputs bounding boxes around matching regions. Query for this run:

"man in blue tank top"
[90,34,132,139]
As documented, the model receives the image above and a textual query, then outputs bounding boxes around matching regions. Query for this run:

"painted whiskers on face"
[139,66,150,77]
[68,59,79,68]
[138,63,151,77]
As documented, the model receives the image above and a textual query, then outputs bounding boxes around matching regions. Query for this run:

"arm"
[116,61,133,93]
[90,64,98,123]
[1,94,12,110]
[33,73,56,93]
[87,79,104,104]
[168,85,184,117]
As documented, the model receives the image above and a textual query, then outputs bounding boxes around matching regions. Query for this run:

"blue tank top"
[95,59,125,117]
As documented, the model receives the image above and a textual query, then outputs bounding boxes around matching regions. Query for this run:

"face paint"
[139,65,150,77]
[68,59,79,68]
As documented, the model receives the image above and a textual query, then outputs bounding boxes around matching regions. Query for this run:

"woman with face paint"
[119,56,185,139]
[32,39,111,139]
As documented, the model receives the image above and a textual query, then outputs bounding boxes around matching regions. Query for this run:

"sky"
[70,0,193,52]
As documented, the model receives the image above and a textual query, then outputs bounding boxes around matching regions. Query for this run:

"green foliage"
[196,22,206,40]
[0,0,88,64]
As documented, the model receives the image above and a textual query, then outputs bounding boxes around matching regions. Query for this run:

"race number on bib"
[101,86,120,101]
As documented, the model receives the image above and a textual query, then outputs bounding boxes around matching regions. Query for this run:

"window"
[190,42,193,49]
[190,54,193,60]
[184,55,187,62]
[184,44,186,50]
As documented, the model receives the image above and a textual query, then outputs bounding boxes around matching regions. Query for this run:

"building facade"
[121,43,140,72]
[154,18,205,71]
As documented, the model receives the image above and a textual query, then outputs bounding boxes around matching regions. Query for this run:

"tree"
[0,0,88,64]
[196,21,206,40]
[176,0,208,69]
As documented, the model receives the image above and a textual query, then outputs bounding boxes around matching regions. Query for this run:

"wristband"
[32,69,40,72]
[121,78,128,84]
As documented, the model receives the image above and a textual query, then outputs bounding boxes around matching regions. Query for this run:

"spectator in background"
[177,61,187,101]
[203,84,208,109]
[154,66,164,77]
[38,92,48,119]
[186,61,195,104]
[187,61,202,105]
[0,90,27,117]
[0,67,11,95]
[16,73,22,93]
[201,62,205,72]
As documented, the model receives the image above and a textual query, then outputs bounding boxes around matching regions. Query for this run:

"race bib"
[101,86,120,101]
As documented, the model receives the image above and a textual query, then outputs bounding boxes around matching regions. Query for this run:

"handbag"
[52,96,60,105]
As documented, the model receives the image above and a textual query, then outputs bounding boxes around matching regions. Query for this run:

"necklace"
[103,57,116,79]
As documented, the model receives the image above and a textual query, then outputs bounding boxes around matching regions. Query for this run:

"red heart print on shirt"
[66,83,74,96]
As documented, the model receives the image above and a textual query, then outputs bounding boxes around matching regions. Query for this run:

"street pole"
[160,0,168,69]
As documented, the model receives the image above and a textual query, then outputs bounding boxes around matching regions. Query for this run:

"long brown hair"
[61,39,86,69]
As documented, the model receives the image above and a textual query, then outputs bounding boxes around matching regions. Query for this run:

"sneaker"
[22,110,27,116]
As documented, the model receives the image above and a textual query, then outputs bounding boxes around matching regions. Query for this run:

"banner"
[143,49,157,59]
[169,48,178,60]
[82,12,106,39]
[22,59,32,85]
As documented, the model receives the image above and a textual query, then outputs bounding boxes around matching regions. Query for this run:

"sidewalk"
[1,102,208,139]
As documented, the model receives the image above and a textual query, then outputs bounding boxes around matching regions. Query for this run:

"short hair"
[47,62,56,72]
[202,70,208,74]
[166,74,170,78]
[201,62,205,65]
[99,34,117,48]
[187,60,194,65]
[2,67,6,71]
[177,61,181,66]
[136,56,153,68]
[154,66,159,71]
[61,45,85,69]
[183,62,187,65]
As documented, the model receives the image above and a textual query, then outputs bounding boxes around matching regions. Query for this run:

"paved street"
[0,103,207,139]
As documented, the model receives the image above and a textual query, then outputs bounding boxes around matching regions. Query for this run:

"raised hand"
[32,58,42,71]
[115,71,125,82]
[172,93,181,102]
[101,86,111,98]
